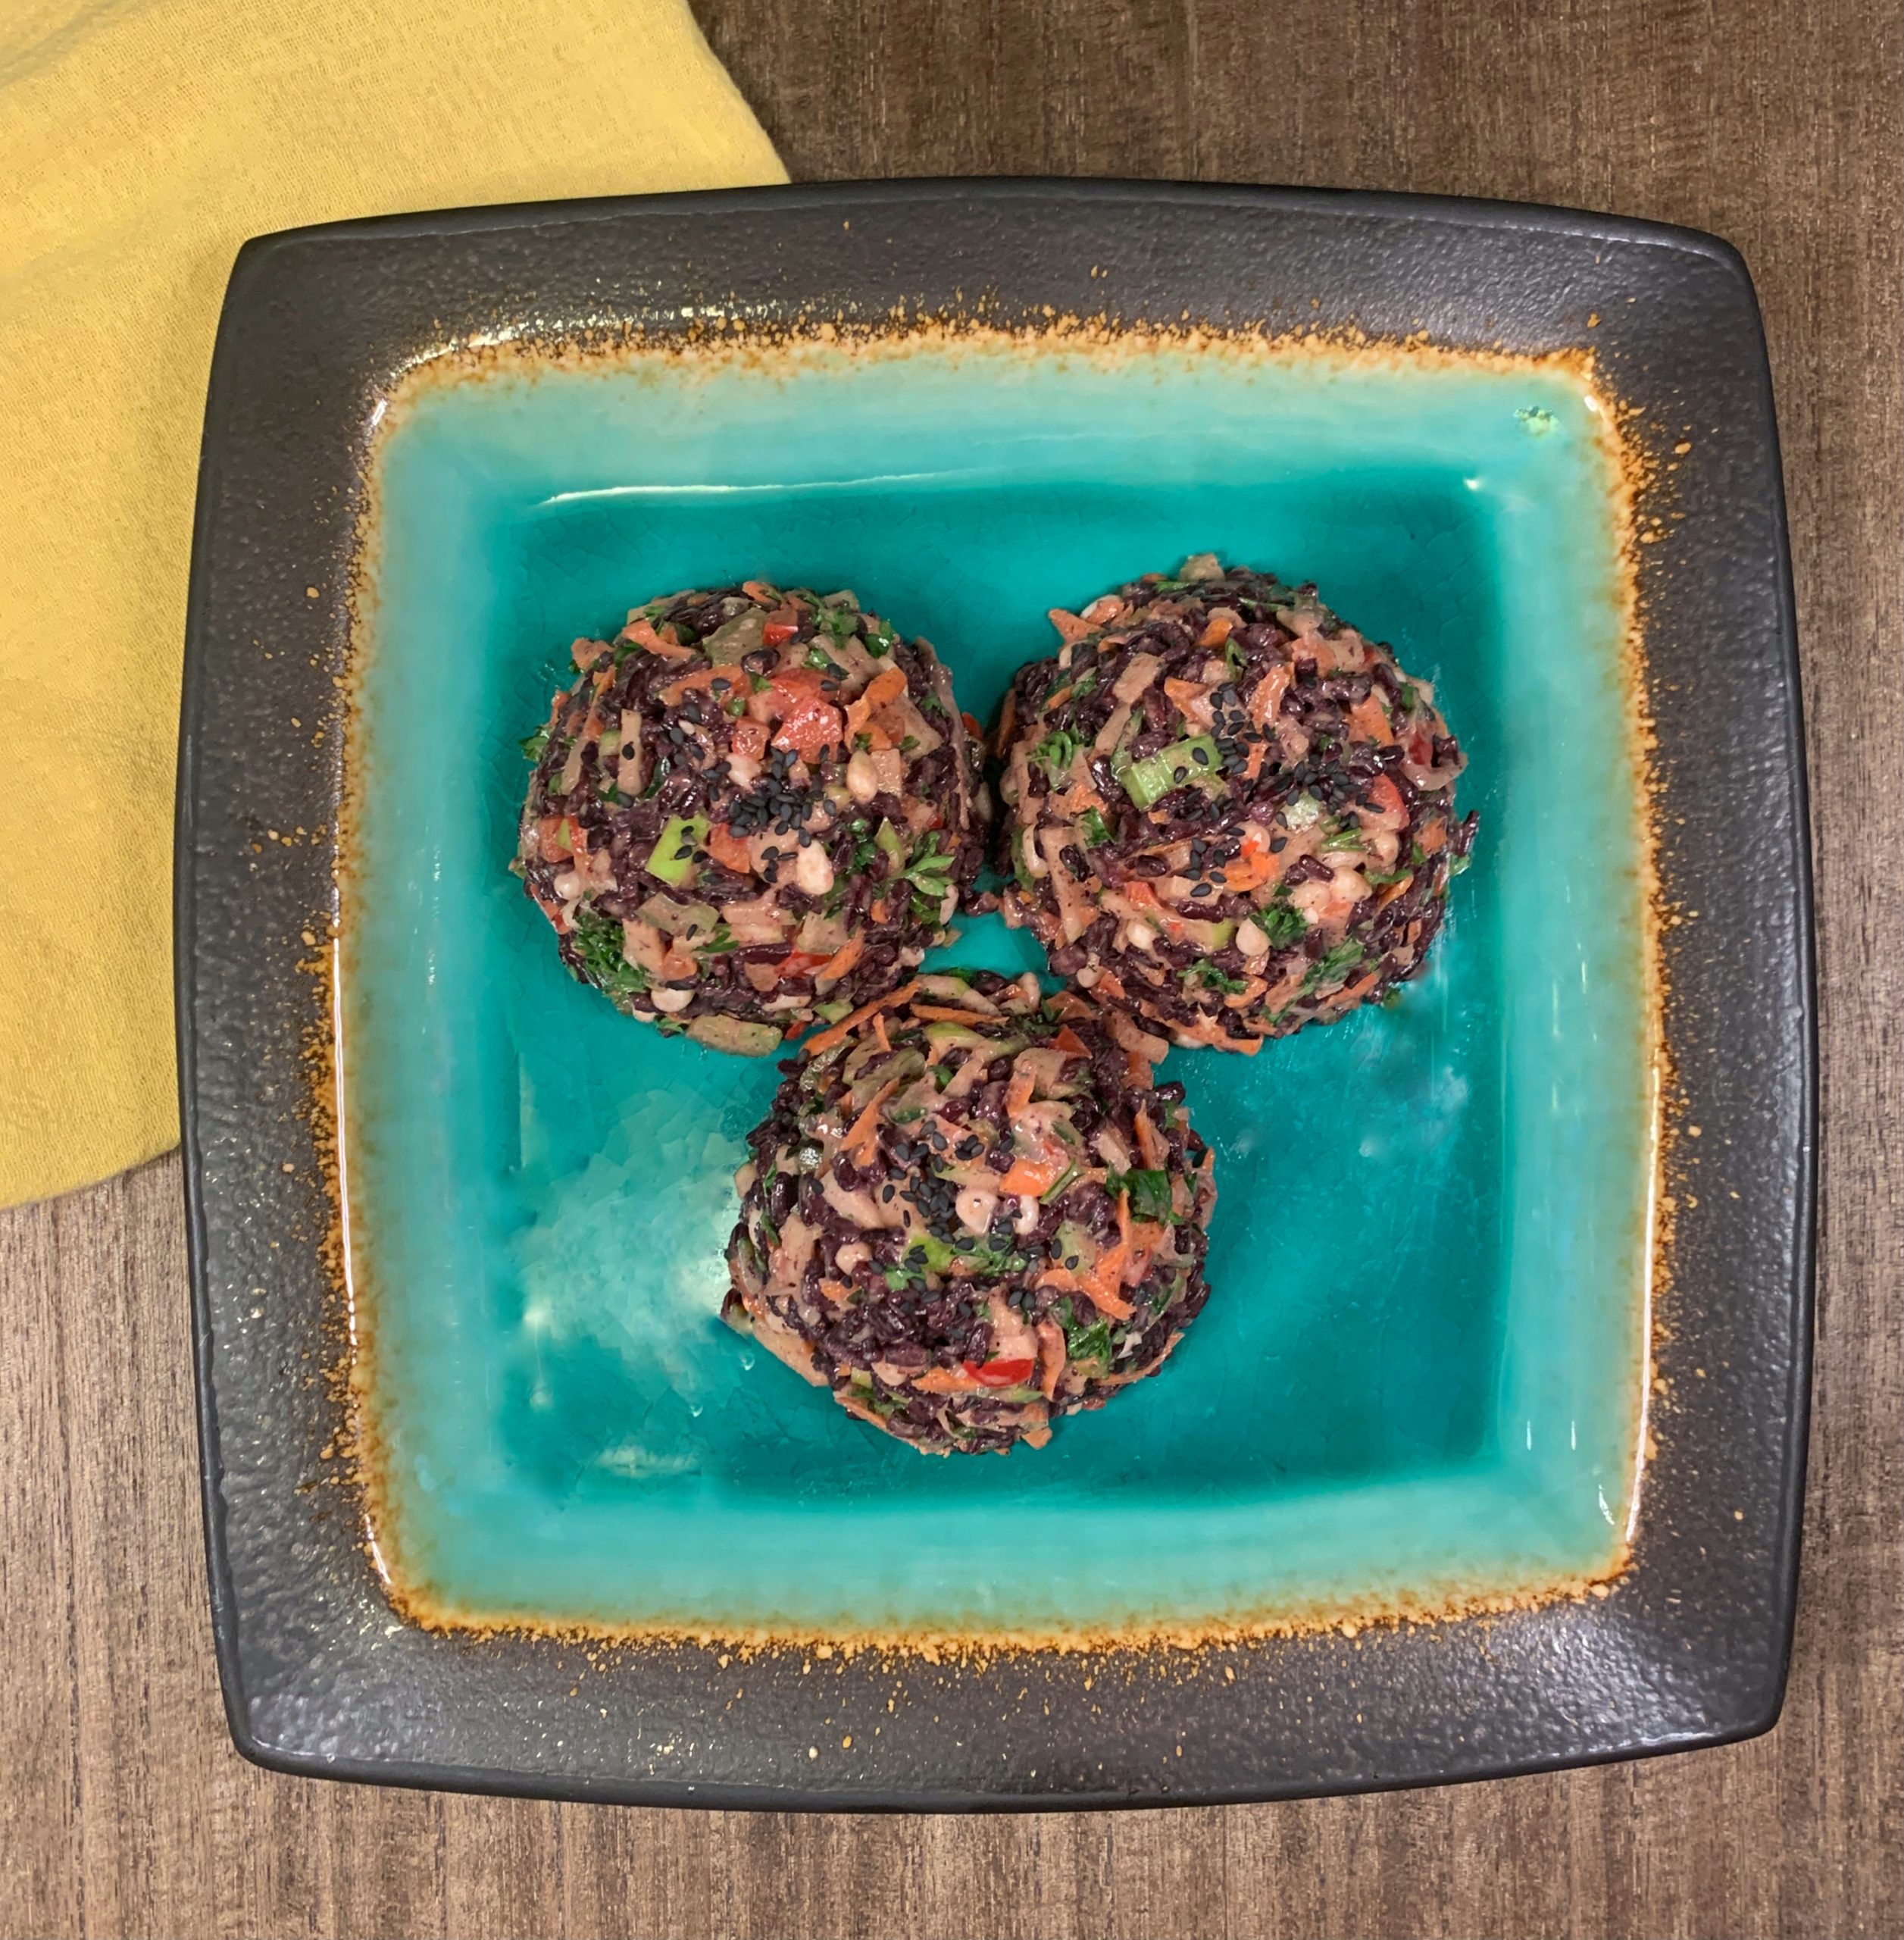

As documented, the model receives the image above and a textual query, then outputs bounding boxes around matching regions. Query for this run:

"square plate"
[178,180,1813,1808]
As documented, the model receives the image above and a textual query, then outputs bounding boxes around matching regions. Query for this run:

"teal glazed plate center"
[342,327,1655,1644]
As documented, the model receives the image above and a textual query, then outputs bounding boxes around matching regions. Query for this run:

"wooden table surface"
[5,3,1897,1935]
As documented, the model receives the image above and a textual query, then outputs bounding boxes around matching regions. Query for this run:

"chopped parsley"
[520,724,552,763]
[1258,896,1308,948]
[569,905,651,1003]
[1189,960,1249,994]
[1108,1167,1177,1224]
[1303,937,1366,992]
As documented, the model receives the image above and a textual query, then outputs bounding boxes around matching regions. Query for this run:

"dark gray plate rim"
[177,177,1815,1810]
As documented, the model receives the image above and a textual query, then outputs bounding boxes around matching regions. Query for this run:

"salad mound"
[995,555,1475,1050]
[516,582,987,1053]
[723,972,1216,1453]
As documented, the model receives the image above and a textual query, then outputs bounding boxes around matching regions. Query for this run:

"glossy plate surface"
[352,338,1648,1638]
[180,181,1811,1807]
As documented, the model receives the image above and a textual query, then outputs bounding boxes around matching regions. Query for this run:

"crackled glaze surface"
[341,329,1653,1640]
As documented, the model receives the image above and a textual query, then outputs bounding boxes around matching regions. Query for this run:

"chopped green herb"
[1077,807,1112,846]
[818,605,861,650]
[805,644,840,674]
[1110,1167,1177,1225]
[1189,960,1249,994]
[1318,823,1365,853]
[569,906,652,1003]
[1060,1310,1113,1368]
[1039,1159,1082,1204]
[1258,896,1308,947]
[1303,938,1366,992]
[520,724,552,763]
[902,832,954,891]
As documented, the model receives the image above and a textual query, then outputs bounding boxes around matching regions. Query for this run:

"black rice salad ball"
[515,582,988,1054]
[994,555,1477,1051]
[721,971,1216,1454]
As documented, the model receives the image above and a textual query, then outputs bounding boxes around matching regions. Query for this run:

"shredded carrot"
[1046,608,1092,644]
[1222,828,1278,893]
[999,1153,1064,1197]
[913,1364,988,1395]
[814,932,864,986]
[1005,1060,1038,1119]
[740,578,777,602]
[1133,1106,1166,1170]
[1035,1319,1066,1401]
[1081,1256,1133,1322]
[1163,676,1209,711]
[1055,780,1108,816]
[843,666,908,739]
[1053,1025,1090,1055]
[1349,693,1395,744]
[802,980,921,1058]
[624,618,692,659]
[1247,664,1291,727]
[1196,612,1236,648]
[911,1004,999,1027]
[840,1079,899,1162]
[871,1011,892,1054]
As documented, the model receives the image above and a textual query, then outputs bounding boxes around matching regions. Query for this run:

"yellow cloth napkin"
[0,0,784,1206]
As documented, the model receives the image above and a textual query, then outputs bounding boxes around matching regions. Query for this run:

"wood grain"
[4,2,1896,1933]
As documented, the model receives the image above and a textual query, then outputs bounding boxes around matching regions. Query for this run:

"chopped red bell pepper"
[965,1356,1037,1388]
[768,670,845,759]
